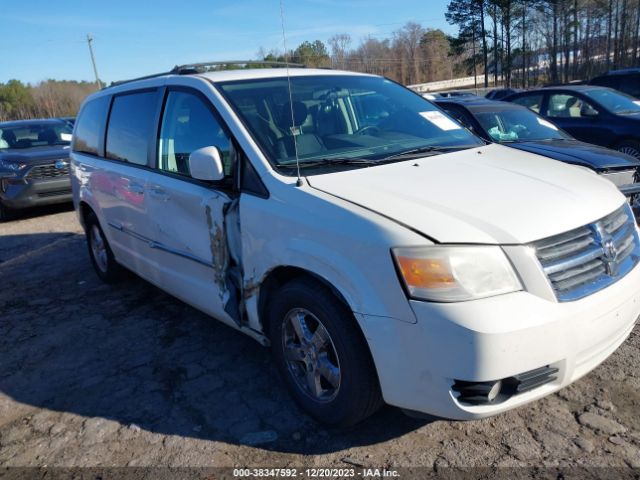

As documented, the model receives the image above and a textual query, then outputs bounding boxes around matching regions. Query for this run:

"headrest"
[278,101,308,130]
[38,129,58,143]
[1,130,16,144]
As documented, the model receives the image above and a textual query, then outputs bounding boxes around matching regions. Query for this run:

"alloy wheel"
[90,224,109,273]
[281,308,341,402]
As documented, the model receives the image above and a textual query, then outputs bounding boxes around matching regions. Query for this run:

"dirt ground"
[1,205,639,477]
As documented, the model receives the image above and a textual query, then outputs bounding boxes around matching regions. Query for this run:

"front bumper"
[363,260,640,420]
[1,176,72,209]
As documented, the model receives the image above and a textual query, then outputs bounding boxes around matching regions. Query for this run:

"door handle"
[125,182,145,195]
[148,187,170,201]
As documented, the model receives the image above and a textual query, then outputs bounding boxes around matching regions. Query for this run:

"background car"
[60,116,76,128]
[590,68,640,98]
[485,88,522,100]
[435,96,640,217]
[504,85,640,158]
[0,118,73,221]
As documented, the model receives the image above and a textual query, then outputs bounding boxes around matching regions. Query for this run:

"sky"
[0,0,454,85]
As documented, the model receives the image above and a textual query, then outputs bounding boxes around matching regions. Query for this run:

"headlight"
[392,245,522,302]
[0,159,26,172]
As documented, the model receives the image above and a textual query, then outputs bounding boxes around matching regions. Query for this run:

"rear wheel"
[269,278,382,426]
[85,213,123,283]
[616,140,640,159]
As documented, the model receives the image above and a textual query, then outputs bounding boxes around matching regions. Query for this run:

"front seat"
[275,101,325,159]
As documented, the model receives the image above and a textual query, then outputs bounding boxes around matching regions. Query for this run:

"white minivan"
[71,65,640,426]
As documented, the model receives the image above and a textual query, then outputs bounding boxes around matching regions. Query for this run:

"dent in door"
[204,196,244,325]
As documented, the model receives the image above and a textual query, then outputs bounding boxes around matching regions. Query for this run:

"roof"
[0,118,69,128]
[435,97,527,112]
[199,67,373,83]
[107,67,375,90]
[604,68,640,75]
[521,84,606,93]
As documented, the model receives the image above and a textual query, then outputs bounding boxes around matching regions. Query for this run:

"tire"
[615,140,640,159]
[85,212,123,283]
[268,277,382,427]
[0,201,13,222]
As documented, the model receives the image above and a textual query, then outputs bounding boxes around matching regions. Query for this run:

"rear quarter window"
[72,96,110,156]
[106,90,158,166]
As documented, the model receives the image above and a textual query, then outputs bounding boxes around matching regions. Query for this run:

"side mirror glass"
[188,146,224,181]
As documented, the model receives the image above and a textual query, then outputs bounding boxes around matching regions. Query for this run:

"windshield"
[583,88,640,114]
[474,108,570,142]
[217,75,483,172]
[0,122,72,150]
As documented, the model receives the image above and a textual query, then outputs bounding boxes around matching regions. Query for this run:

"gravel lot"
[1,205,639,476]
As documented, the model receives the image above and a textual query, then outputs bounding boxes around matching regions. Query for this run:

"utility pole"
[86,34,102,88]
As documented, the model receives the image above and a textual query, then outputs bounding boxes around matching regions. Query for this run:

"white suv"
[71,64,640,426]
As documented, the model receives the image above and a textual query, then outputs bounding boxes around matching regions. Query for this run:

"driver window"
[546,94,599,118]
[158,91,233,178]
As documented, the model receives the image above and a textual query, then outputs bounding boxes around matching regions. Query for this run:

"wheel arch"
[257,266,353,337]
[78,200,96,231]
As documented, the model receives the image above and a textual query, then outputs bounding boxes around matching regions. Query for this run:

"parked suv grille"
[531,204,640,301]
[26,162,69,179]
[602,169,636,188]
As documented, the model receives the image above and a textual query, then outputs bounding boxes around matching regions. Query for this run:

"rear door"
[145,86,239,325]
[99,89,162,282]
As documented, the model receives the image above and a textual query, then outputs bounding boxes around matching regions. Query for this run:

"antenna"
[279,0,303,187]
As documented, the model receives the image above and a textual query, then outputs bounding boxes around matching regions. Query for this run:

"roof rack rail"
[109,71,172,87]
[171,60,307,74]
[107,60,308,88]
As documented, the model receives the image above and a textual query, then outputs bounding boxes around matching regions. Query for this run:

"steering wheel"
[355,125,380,136]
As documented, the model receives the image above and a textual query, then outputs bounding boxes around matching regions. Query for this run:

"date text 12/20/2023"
[232,468,400,478]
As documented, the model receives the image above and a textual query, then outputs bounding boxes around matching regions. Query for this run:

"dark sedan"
[0,119,73,221]
[504,85,640,158]
[435,96,640,215]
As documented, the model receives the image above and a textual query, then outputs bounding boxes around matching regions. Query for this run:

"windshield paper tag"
[419,111,461,131]
[60,133,72,141]
[536,117,558,130]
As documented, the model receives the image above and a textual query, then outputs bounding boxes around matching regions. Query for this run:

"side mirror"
[188,146,224,181]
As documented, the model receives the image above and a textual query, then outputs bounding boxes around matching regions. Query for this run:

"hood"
[508,139,640,171]
[0,145,71,165]
[307,143,625,244]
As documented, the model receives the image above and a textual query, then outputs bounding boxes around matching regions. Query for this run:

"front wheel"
[85,213,123,283]
[616,140,640,159]
[269,278,382,427]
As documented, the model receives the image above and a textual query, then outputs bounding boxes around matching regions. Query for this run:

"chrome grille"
[532,204,640,301]
[26,162,69,179]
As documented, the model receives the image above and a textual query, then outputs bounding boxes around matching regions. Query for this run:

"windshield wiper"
[378,144,479,161]
[278,157,377,169]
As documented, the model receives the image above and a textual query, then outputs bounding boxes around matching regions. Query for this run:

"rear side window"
[511,94,544,113]
[106,91,158,166]
[73,96,110,156]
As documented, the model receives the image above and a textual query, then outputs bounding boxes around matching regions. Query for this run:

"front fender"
[240,191,419,333]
